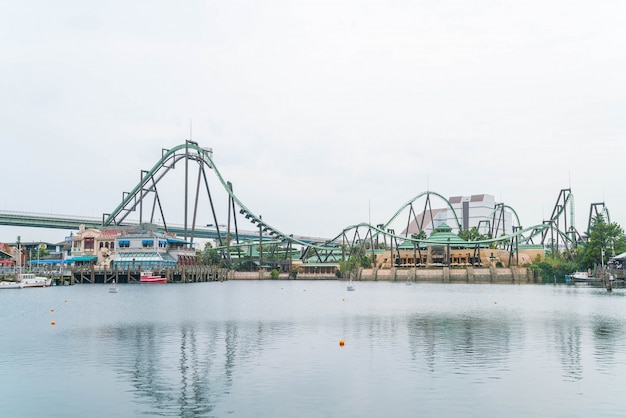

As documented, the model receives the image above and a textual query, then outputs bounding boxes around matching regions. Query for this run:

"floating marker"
[50,308,54,312]
[339,340,345,346]
[51,321,56,325]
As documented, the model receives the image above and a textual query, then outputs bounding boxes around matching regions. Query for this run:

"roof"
[419,223,469,247]
[612,252,626,261]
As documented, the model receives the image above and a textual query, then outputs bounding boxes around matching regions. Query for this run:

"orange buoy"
[494,301,497,304]
[339,339,345,346]
[50,308,55,312]
[51,321,56,325]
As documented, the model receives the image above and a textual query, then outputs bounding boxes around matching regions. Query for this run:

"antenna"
[568,171,571,189]
[189,119,193,141]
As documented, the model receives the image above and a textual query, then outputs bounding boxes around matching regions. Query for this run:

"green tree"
[580,215,626,268]
[338,245,371,278]
[457,227,487,242]
[413,230,427,240]
[201,241,221,265]
[532,256,579,284]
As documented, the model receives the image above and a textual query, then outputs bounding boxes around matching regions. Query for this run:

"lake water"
[2,281,626,417]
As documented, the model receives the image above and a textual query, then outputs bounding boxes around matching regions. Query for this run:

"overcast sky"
[1,0,625,244]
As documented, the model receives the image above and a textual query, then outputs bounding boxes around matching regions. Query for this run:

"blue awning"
[167,238,194,245]
[65,256,97,262]
[29,259,65,265]
[118,240,130,245]
[142,240,154,245]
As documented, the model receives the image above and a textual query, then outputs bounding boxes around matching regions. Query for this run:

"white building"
[402,194,514,237]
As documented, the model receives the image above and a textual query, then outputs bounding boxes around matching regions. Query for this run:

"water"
[2,281,626,417]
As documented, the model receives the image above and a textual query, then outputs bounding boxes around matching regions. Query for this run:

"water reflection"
[552,320,583,382]
[406,314,516,379]
[107,321,278,417]
[591,315,624,375]
[70,284,626,417]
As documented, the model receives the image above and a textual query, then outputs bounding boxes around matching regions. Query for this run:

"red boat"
[140,271,167,284]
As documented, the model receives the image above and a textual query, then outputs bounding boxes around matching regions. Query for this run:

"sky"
[1,0,625,244]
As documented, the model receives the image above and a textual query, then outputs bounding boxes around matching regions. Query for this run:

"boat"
[406,278,413,286]
[109,278,119,293]
[139,271,167,284]
[13,243,51,288]
[17,273,52,288]
[565,271,603,285]
[346,278,355,291]
[0,280,24,289]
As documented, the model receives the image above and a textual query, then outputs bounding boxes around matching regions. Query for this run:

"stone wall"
[229,266,539,283]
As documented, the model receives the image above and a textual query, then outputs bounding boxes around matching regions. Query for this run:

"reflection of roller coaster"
[95,141,606,268]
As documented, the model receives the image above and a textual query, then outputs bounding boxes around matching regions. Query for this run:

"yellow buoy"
[339,339,345,346]
[51,321,56,325]
[50,308,54,312]
[494,301,497,304]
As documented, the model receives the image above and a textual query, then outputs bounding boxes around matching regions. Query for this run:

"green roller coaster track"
[94,142,588,264]
[1,141,601,266]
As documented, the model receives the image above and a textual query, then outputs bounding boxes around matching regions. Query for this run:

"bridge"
[0,141,606,268]
[0,210,330,243]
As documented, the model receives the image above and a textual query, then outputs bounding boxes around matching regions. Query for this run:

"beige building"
[377,223,543,269]
[68,225,121,267]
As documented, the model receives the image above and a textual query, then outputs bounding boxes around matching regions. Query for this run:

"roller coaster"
[96,141,606,268]
[0,141,610,269]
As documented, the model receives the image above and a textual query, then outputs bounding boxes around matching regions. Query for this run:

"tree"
[413,230,427,240]
[338,245,371,278]
[201,241,221,265]
[579,215,626,268]
[457,227,487,242]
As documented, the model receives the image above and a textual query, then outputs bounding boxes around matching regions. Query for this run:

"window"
[84,238,94,251]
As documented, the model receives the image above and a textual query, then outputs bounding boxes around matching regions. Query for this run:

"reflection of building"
[66,225,196,268]
[402,194,513,237]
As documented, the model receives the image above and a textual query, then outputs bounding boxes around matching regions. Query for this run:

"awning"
[142,240,154,245]
[118,240,130,245]
[29,259,65,265]
[65,256,98,262]
[167,238,194,245]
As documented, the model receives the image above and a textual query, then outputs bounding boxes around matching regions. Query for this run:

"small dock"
[61,265,228,285]
[601,267,626,292]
